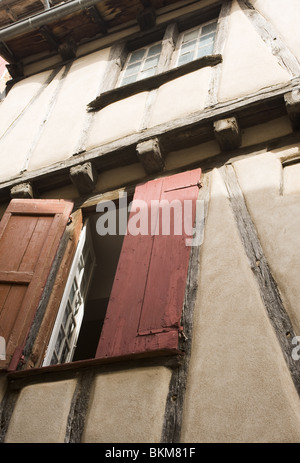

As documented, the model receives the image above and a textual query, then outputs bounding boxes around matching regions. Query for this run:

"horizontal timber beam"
[0,81,299,203]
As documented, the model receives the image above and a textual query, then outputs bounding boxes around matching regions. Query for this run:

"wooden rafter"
[86,6,108,35]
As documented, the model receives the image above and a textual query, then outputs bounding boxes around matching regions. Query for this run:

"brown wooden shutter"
[96,168,201,359]
[0,199,73,370]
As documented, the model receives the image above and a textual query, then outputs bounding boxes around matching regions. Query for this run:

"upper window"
[177,20,218,66]
[119,42,162,86]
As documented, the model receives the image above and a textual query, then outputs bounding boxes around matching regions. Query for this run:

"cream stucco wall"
[218,0,291,102]
[252,0,300,64]
[5,379,77,443]
[83,367,172,443]
[233,148,300,335]
[181,168,300,443]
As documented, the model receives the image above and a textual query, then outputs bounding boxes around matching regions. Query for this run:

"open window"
[0,169,201,370]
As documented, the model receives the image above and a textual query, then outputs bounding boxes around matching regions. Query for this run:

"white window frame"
[175,19,218,67]
[118,41,163,87]
[43,222,95,366]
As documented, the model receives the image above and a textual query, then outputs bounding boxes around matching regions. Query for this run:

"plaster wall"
[218,0,291,102]
[4,379,77,443]
[82,367,172,443]
[233,147,300,334]
[181,167,300,442]
[251,0,300,63]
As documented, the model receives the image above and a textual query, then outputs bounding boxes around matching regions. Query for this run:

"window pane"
[62,301,71,327]
[147,43,162,57]
[182,29,198,43]
[202,21,218,35]
[124,61,141,77]
[181,40,197,55]
[143,55,160,71]
[197,43,214,59]
[55,326,65,353]
[128,48,146,63]
[199,32,216,46]
[121,75,137,86]
[178,52,193,66]
[140,67,156,79]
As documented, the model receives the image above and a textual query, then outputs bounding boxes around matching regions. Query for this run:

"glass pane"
[140,67,156,79]
[55,326,65,353]
[62,301,71,327]
[143,55,159,71]
[199,32,216,46]
[181,40,197,54]
[178,52,193,66]
[202,21,218,35]
[182,29,198,43]
[60,342,70,363]
[50,352,58,365]
[124,61,141,77]
[122,75,137,86]
[197,43,214,59]
[147,43,162,57]
[128,48,146,63]
[69,280,78,303]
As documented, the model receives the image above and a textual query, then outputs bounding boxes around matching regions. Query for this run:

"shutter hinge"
[164,181,202,193]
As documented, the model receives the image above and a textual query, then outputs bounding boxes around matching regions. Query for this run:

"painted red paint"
[0,199,73,370]
[96,168,201,358]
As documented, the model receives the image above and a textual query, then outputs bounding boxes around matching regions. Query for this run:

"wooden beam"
[0,80,298,203]
[137,7,156,31]
[86,6,108,35]
[58,38,77,61]
[10,182,34,199]
[284,89,300,131]
[39,25,60,52]
[69,162,98,195]
[88,54,222,111]
[213,117,241,151]
[136,138,165,174]
[0,41,17,64]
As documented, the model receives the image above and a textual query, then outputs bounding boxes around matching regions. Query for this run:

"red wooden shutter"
[0,199,73,370]
[96,168,201,358]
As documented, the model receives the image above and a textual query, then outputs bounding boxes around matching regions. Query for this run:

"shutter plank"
[138,170,200,336]
[0,199,73,370]
[96,178,162,358]
[96,168,201,358]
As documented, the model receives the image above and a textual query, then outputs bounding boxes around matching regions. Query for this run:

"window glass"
[178,20,218,66]
[120,43,162,86]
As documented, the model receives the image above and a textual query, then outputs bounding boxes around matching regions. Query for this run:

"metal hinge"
[164,181,202,193]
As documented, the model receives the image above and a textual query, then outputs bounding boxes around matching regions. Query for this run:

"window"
[119,42,162,86]
[0,169,201,370]
[177,20,218,66]
[43,223,96,365]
